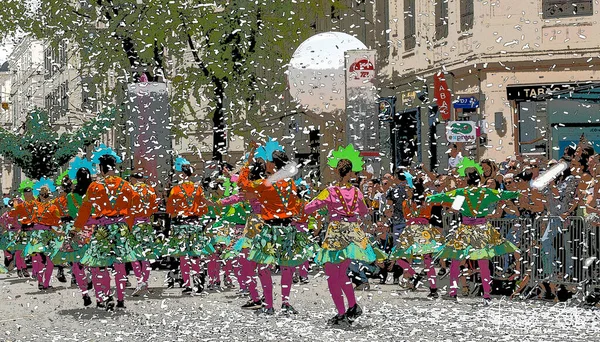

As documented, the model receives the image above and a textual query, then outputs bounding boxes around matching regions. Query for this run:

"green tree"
[3,0,328,162]
[0,108,114,180]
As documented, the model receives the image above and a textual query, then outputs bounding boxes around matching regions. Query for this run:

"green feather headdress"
[327,144,364,172]
[18,179,35,197]
[457,157,483,177]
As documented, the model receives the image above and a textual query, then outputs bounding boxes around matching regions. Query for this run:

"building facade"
[380,0,600,171]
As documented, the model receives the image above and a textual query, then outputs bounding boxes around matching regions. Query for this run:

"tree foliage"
[0,109,115,180]
[2,0,330,160]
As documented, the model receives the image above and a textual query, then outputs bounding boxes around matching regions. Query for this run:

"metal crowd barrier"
[442,213,597,290]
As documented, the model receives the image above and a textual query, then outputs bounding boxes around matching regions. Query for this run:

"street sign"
[453,97,479,109]
[434,72,451,120]
[446,121,477,142]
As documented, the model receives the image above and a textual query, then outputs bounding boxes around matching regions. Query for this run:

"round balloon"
[287,32,367,114]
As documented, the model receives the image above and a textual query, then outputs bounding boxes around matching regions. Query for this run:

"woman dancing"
[305,145,376,326]
[427,167,520,305]
[237,141,313,315]
[73,147,141,310]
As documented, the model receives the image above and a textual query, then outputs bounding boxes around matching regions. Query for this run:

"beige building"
[380,0,600,171]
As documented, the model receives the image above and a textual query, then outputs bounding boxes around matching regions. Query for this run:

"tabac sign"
[506,83,580,101]
[446,121,476,142]
[434,72,451,120]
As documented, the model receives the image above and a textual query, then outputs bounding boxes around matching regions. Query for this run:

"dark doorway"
[392,108,419,169]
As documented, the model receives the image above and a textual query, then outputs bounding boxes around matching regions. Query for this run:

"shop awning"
[538,83,600,102]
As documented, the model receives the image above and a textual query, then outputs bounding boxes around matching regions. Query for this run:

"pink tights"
[448,259,491,298]
[324,259,356,315]
[257,264,273,309]
[239,248,260,302]
[72,262,89,294]
[395,254,437,289]
[31,253,53,288]
[280,266,294,304]
[180,256,202,288]
[132,260,151,285]
[90,264,127,302]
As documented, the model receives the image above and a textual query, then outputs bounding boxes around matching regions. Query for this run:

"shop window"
[404,0,416,51]
[460,0,474,32]
[542,0,593,18]
[435,0,449,40]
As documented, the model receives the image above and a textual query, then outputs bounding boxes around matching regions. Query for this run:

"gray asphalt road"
[0,268,599,342]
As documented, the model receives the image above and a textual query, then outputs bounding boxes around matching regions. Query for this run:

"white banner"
[345,49,378,154]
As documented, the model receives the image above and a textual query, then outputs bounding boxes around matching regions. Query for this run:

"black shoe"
[410,275,423,290]
[292,275,300,284]
[182,287,193,295]
[116,300,126,309]
[299,276,309,284]
[393,278,399,285]
[327,313,351,326]
[281,303,298,314]
[96,301,106,309]
[427,288,439,299]
[57,269,67,283]
[437,268,447,277]
[17,270,24,278]
[83,294,92,307]
[255,307,275,316]
[105,297,115,311]
[241,299,263,310]
[442,294,458,301]
[345,304,363,321]
[38,283,44,290]
[22,269,30,278]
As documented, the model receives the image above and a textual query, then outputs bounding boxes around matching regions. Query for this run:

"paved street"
[1,268,599,342]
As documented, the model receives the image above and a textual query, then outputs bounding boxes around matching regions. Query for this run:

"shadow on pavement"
[57,307,130,320]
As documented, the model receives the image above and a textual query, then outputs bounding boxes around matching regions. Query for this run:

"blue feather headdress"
[33,177,57,197]
[91,144,122,164]
[69,157,97,180]
[255,138,284,162]
[174,156,191,172]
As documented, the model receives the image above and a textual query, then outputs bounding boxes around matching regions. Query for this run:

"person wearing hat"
[73,148,142,310]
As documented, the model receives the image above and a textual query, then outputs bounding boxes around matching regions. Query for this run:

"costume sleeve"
[149,188,159,215]
[166,187,177,216]
[74,186,95,230]
[427,190,457,204]
[237,166,267,193]
[305,189,329,215]
[219,194,244,206]
[499,190,521,201]
[194,186,209,216]
[123,182,140,229]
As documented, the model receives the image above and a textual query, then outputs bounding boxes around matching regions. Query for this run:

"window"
[404,0,416,51]
[460,0,474,32]
[435,0,449,40]
[542,0,593,18]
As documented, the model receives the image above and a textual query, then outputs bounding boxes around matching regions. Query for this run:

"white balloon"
[287,32,367,114]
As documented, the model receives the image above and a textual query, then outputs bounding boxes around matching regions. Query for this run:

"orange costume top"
[11,199,60,227]
[237,166,300,221]
[132,183,159,220]
[166,181,208,218]
[402,199,433,224]
[74,175,139,229]
[52,193,69,218]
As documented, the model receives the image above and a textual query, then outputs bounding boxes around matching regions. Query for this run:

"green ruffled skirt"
[132,221,161,260]
[79,223,143,267]
[23,229,56,256]
[390,224,444,259]
[165,223,215,257]
[0,230,13,250]
[437,223,518,260]
[7,230,33,252]
[314,221,376,265]
[50,223,88,264]
[248,224,317,267]
[373,247,389,262]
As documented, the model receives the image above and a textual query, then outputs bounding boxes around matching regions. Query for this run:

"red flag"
[434,72,451,121]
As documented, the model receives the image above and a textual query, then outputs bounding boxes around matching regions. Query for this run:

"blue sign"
[453,97,479,109]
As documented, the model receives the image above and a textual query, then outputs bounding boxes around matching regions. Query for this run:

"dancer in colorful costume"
[73,146,141,310]
[19,179,61,290]
[304,144,376,326]
[0,191,28,277]
[389,178,443,298]
[427,166,520,305]
[130,171,158,296]
[52,157,95,306]
[51,176,71,283]
[238,140,313,315]
[166,157,214,295]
